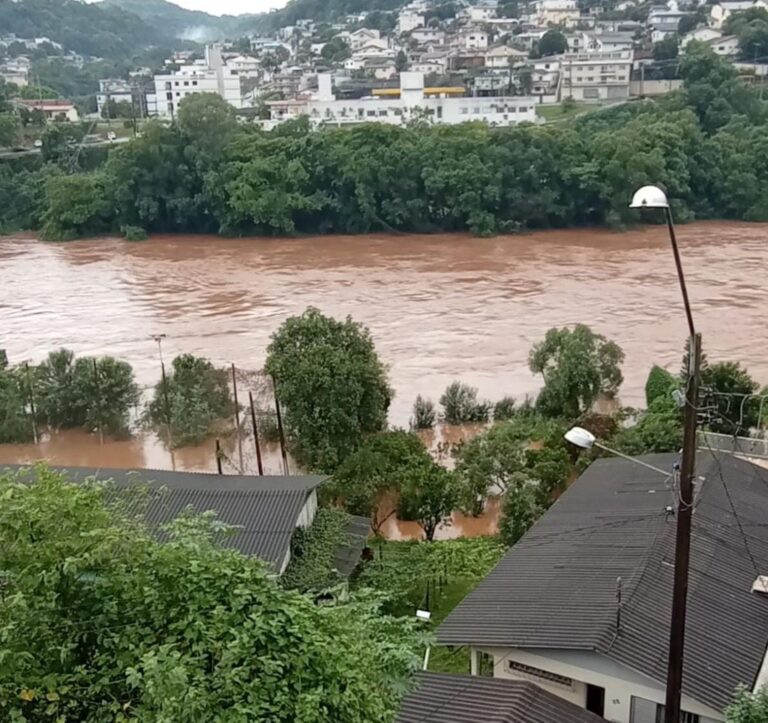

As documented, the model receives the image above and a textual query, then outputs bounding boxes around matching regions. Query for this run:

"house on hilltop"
[437,451,768,722]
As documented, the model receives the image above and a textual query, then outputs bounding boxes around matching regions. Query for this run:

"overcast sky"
[158,0,287,14]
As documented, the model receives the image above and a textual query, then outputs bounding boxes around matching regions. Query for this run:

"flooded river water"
[1,222,767,537]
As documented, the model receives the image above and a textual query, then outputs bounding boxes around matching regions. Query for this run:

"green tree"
[439,381,491,425]
[330,430,431,532]
[0,466,422,722]
[726,685,768,722]
[0,112,20,147]
[0,363,33,443]
[702,361,761,434]
[397,460,458,541]
[645,364,677,407]
[499,483,542,546]
[538,29,568,57]
[147,354,234,447]
[265,308,391,473]
[396,49,409,72]
[100,98,134,119]
[40,173,112,241]
[177,92,238,160]
[611,395,683,455]
[653,36,679,61]
[529,324,625,419]
[321,37,352,63]
[411,395,436,429]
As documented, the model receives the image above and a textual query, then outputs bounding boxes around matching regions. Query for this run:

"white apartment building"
[485,45,528,68]
[269,72,537,128]
[398,8,425,33]
[410,27,447,45]
[710,0,768,28]
[559,50,632,101]
[149,45,242,118]
[535,0,581,27]
[0,62,28,87]
[341,28,383,50]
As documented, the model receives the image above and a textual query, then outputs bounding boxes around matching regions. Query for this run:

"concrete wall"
[629,79,683,96]
[477,646,724,723]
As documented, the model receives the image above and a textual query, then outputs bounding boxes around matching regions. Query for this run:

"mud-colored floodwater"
[1,222,767,521]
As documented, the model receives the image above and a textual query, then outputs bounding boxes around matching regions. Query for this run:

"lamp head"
[564,426,596,450]
[629,185,669,209]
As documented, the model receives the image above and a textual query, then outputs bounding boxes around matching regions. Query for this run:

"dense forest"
[2,45,768,240]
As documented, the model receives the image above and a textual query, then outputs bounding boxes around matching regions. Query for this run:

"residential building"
[681,26,723,46]
[588,31,635,52]
[648,1,691,42]
[269,72,537,128]
[96,79,135,117]
[149,45,242,118]
[535,0,581,27]
[559,50,632,101]
[0,465,370,576]
[365,57,397,79]
[228,55,262,77]
[398,8,425,33]
[456,29,490,50]
[485,45,528,68]
[411,50,452,73]
[438,451,768,722]
[705,34,740,56]
[710,0,768,28]
[343,28,383,50]
[398,672,602,723]
[466,0,499,22]
[16,98,79,122]
[0,61,28,87]
[410,27,447,46]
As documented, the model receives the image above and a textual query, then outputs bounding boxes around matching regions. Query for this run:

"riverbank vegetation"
[3,44,768,238]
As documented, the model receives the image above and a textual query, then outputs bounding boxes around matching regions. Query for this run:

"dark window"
[586,685,605,717]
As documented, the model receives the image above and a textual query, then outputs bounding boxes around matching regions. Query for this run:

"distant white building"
[149,45,242,118]
[485,45,528,68]
[681,26,722,46]
[710,0,768,28]
[559,50,633,101]
[704,33,740,55]
[456,29,490,50]
[268,71,538,128]
[228,55,261,77]
[96,79,135,117]
[467,1,499,21]
[535,0,581,27]
[398,8,425,33]
[410,27,447,46]
[0,61,28,87]
[648,1,691,41]
[16,99,79,122]
[343,28,383,50]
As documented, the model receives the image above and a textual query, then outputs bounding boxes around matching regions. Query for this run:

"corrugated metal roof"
[0,464,325,571]
[437,451,768,712]
[397,672,603,723]
[333,514,370,577]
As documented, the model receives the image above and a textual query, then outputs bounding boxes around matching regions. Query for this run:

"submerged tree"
[147,354,233,447]
[439,381,491,425]
[265,308,391,473]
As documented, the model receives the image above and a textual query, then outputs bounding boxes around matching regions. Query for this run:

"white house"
[438,452,768,723]
[150,45,242,118]
[705,33,740,55]
[648,1,691,41]
[341,27,384,50]
[681,26,723,46]
[710,0,768,28]
[485,45,528,68]
[272,71,538,128]
[16,98,79,122]
[228,54,261,76]
[410,27,447,46]
[535,0,581,27]
[457,29,490,50]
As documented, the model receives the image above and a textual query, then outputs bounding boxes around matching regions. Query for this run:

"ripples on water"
[1,222,767,488]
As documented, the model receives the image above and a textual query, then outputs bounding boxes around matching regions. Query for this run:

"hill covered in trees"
[0,0,170,58]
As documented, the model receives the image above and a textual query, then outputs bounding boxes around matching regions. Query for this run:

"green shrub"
[493,396,517,421]
[411,395,436,429]
[122,224,147,241]
[439,382,491,425]
[645,365,677,407]
[0,364,34,443]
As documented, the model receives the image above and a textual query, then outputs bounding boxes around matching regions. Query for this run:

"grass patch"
[536,101,599,121]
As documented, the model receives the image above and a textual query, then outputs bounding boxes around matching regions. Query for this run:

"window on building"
[166,91,173,100]
[165,82,172,90]
[460,107,469,114]
[583,88,599,99]
[629,696,719,723]
[176,92,180,97]
[192,81,198,86]
[587,76,594,82]
[473,106,480,114]
[174,81,179,86]
[183,81,189,86]
[518,106,527,112]
[378,109,387,116]
[367,109,376,116]
[507,661,573,688]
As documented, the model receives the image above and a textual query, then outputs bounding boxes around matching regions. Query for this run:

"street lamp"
[564,426,671,477]
[629,186,700,723]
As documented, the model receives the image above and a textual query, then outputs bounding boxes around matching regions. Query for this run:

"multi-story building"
[456,29,490,50]
[398,6,425,33]
[559,50,632,101]
[268,72,537,128]
[410,27,447,46]
[710,0,768,28]
[648,1,691,41]
[148,45,242,118]
[96,79,136,117]
[535,0,581,27]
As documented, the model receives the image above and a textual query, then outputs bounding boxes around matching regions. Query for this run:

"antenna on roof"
[616,576,623,635]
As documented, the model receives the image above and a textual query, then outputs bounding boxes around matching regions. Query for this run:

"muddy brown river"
[1,222,767,537]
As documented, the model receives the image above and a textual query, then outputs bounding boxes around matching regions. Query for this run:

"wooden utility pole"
[248,391,264,476]
[663,332,700,723]
[271,374,289,475]
[24,362,38,444]
[215,438,223,474]
[231,363,243,472]
[92,358,103,444]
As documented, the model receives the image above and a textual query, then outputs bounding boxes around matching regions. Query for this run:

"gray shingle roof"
[0,465,325,571]
[397,672,603,723]
[438,451,768,712]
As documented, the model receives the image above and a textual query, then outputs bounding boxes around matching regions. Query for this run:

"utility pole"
[662,203,699,723]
